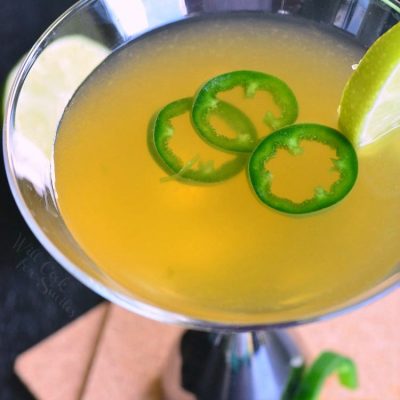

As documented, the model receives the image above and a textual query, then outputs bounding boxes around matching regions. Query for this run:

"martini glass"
[3,0,400,398]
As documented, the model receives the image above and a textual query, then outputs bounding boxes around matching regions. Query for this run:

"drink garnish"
[192,70,298,152]
[150,72,358,213]
[283,351,358,400]
[159,155,201,183]
[248,124,358,214]
[339,22,400,146]
[151,97,248,183]
[3,35,109,160]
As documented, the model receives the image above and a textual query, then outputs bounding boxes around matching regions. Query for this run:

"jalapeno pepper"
[293,352,357,400]
[192,70,298,153]
[248,124,358,214]
[152,97,252,183]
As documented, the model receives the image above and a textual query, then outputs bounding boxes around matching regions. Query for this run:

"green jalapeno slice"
[152,97,252,183]
[293,352,358,400]
[192,70,298,153]
[248,123,358,214]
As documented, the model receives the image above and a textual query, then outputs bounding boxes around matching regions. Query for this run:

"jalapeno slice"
[248,124,358,214]
[293,352,358,400]
[192,70,299,153]
[152,97,251,183]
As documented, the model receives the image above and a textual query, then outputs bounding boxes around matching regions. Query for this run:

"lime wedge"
[339,22,400,146]
[3,35,109,159]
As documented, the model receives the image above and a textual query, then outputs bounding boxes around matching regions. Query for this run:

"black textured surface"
[0,1,102,399]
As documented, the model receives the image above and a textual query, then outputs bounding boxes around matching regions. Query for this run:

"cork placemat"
[15,290,400,400]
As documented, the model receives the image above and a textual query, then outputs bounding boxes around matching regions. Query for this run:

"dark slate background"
[0,1,102,399]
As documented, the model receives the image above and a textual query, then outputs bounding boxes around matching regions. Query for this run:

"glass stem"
[162,329,304,400]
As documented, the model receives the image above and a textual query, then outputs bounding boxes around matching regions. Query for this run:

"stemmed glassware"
[3,1,400,398]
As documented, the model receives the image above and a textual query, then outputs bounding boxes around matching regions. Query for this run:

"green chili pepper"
[293,351,358,400]
[281,359,305,400]
[248,123,358,214]
[192,70,298,153]
[152,97,251,184]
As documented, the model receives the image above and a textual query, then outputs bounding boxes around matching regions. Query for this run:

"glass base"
[162,329,304,400]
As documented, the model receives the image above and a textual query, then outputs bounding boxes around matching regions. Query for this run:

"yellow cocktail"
[54,16,400,324]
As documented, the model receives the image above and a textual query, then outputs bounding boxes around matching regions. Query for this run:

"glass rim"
[3,0,400,331]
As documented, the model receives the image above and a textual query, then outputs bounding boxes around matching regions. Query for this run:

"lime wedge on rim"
[339,22,400,146]
[3,35,109,158]
[2,35,109,196]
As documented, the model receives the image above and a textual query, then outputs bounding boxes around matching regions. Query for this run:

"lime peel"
[4,35,110,159]
[3,35,109,196]
[339,22,400,146]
